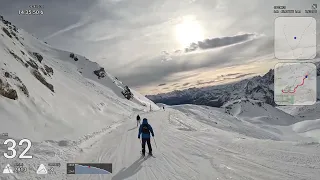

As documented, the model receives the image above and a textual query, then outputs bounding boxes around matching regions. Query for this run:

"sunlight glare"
[175,16,204,48]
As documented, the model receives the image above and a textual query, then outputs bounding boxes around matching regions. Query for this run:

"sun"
[175,16,204,47]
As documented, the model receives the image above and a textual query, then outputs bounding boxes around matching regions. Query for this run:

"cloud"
[158,83,166,86]
[138,59,277,95]
[184,33,257,53]
[117,35,273,87]
[220,73,241,77]
[43,20,89,40]
[161,51,173,62]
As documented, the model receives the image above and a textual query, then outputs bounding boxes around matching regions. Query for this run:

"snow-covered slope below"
[71,107,319,180]
[221,99,320,142]
[278,102,320,141]
[223,98,299,126]
[0,17,157,141]
[293,119,320,134]
[278,102,320,120]
[292,119,320,141]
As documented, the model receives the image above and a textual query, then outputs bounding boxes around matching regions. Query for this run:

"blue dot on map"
[294,37,297,39]
[305,75,308,78]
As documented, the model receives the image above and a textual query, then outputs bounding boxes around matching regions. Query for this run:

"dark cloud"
[158,83,166,86]
[220,73,241,77]
[183,83,190,86]
[184,33,256,53]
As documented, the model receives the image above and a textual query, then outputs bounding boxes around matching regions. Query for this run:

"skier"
[138,118,154,156]
[163,106,165,111]
[136,115,141,127]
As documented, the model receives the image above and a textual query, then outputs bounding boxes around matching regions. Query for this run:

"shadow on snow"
[112,156,150,180]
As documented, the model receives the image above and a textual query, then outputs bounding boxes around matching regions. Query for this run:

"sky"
[0,0,319,95]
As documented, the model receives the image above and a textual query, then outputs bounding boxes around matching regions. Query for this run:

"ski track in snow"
[1,107,319,180]
[63,109,320,180]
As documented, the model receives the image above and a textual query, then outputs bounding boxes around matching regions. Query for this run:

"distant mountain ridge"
[147,62,320,107]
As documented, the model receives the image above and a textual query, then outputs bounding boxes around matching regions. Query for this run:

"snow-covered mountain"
[0,16,158,141]
[1,16,320,180]
[147,63,320,107]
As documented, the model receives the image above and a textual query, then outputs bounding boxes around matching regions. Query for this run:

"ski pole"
[153,137,158,148]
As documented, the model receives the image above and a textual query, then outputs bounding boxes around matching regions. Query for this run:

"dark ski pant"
[141,138,152,154]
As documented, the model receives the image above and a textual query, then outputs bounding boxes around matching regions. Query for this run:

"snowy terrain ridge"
[223,98,299,126]
[0,16,320,180]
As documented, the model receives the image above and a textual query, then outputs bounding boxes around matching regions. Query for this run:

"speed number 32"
[3,139,32,159]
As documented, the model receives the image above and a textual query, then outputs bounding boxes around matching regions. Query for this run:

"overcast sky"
[1,0,319,94]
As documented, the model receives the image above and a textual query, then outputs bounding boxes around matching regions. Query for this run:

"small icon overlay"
[3,164,14,174]
[37,164,48,175]
[312,4,317,10]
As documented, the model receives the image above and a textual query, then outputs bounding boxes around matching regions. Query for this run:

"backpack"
[141,124,149,134]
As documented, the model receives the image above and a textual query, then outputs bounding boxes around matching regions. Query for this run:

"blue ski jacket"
[138,118,154,139]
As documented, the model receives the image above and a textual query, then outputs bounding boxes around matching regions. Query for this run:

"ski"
[140,151,146,158]
[147,153,155,158]
[140,152,155,158]
[149,155,156,158]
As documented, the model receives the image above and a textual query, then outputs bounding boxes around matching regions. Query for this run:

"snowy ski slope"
[70,107,320,180]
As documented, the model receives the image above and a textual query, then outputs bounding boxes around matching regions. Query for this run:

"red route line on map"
[281,75,308,94]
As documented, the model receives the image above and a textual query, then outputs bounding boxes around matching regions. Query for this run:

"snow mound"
[292,119,320,142]
[223,98,299,126]
[293,119,320,133]
[172,104,283,140]
[278,102,320,120]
